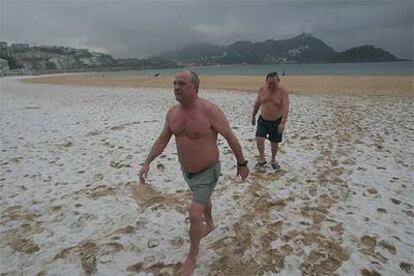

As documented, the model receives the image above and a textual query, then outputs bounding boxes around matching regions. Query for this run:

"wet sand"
[26,74,414,97]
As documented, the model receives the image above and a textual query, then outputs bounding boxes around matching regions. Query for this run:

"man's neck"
[180,96,198,109]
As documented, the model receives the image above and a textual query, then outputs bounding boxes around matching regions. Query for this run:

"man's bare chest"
[170,113,213,138]
[260,91,282,106]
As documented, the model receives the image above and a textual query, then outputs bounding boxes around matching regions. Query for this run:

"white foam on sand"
[1,78,413,275]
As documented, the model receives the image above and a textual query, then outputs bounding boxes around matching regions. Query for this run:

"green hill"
[330,45,401,62]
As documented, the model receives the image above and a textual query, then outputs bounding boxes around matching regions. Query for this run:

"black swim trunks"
[255,115,283,143]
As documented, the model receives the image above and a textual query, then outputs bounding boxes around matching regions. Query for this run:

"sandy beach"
[1,77,414,275]
[26,74,414,97]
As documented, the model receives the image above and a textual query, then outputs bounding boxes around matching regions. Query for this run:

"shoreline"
[25,74,414,97]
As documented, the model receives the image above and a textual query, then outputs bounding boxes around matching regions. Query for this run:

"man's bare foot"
[178,256,196,276]
[203,223,216,238]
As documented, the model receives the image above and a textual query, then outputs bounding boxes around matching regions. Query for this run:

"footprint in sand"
[170,237,184,249]
[6,231,40,254]
[361,235,377,248]
[390,198,401,205]
[147,239,160,248]
[54,241,98,275]
[361,268,381,276]
[94,173,104,182]
[366,188,378,194]
[379,240,397,255]
[88,185,115,199]
[110,160,131,169]
[400,262,414,273]
[127,262,180,275]
[269,199,287,211]
[309,187,318,197]
[96,242,124,264]
[129,182,188,211]
[360,235,380,257]
[377,208,387,214]
[402,209,414,218]
[156,163,165,171]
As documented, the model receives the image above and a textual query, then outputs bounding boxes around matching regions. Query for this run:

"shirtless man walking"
[251,71,290,170]
[139,70,249,275]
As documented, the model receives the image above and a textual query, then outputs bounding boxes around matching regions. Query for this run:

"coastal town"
[0,41,178,76]
[0,33,404,77]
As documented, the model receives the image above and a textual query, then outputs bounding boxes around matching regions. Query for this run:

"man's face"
[173,72,196,103]
[266,77,279,91]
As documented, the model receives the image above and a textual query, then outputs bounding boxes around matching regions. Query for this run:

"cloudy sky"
[1,0,413,59]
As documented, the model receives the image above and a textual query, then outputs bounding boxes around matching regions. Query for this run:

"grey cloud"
[1,0,412,59]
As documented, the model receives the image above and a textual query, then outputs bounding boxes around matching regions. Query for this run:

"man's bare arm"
[144,111,173,165]
[251,89,262,125]
[139,109,173,184]
[280,88,290,126]
[252,89,262,118]
[209,104,246,164]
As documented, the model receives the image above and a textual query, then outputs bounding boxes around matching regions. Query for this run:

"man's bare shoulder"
[166,104,181,118]
[259,86,267,93]
[278,86,288,95]
[199,97,216,108]
[199,98,222,114]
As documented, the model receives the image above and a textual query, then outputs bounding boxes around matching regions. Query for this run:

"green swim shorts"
[181,161,221,205]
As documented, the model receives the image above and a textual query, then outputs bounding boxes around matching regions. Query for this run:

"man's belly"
[176,138,219,173]
[261,105,283,121]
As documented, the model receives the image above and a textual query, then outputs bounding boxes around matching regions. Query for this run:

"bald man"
[139,70,249,275]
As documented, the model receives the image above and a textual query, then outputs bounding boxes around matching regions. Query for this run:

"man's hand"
[278,124,285,134]
[237,166,249,180]
[251,116,256,126]
[139,163,150,185]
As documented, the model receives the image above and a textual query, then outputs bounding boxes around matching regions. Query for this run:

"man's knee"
[256,137,266,142]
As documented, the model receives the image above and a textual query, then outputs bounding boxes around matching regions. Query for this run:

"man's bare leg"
[270,142,279,164]
[256,137,266,163]
[180,201,205,276]
[203,200,215,237]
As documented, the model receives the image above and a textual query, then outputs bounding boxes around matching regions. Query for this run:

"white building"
[0,58,10,71]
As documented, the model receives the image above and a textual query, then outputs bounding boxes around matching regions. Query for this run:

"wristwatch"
[237,160,248,167]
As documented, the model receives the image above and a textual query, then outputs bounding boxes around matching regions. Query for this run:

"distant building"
[11,43,30,51]
[0,58,10,71]
[14,48,58,59]
[0,42,14,58]
[263,55,279,64]
[49,57,65,69]
[75,49,90,57]
[47,56,77,69]
[287,46,309,57]
[79,57,95,66]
